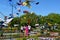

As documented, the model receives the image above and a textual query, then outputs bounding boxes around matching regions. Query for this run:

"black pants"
[21,30,23,33]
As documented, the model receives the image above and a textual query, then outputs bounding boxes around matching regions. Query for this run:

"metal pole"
[12,3,13,17]
[10,2,13,40]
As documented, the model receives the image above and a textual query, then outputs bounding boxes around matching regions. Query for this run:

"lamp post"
[12,4,13,18]
[10,2,13,40]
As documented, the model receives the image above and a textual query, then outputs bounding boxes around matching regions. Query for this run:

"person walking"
[25,24,29,37]
[21,25,24,33]
[28,25,31,32]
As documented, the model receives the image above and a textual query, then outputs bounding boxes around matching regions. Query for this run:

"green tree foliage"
[9,12,40,28]
[8,12,60,29]
[8,17,20,27]
[45,13,60,24]
[20,12,39,26]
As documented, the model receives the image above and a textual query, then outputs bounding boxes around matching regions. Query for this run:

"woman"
[25,24,29,37]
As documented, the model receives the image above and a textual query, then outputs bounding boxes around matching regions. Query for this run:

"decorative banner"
[9,0,12,2]
[22,2,28,6]
[19,0,21,2]
[17,2,21,5]
[17,0,22,5]
[36,2,39,5]
[23,10,29,13]
[16,13,19,15]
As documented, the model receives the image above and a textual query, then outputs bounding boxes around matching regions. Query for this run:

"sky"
[0,0,60,19]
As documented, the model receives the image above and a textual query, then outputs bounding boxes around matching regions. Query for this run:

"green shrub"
[23,37,26,40]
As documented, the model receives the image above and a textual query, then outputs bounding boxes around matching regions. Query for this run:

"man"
[21,25,24,33]
[28,25,31,32]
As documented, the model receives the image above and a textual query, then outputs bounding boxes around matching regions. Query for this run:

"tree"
[20,12,39,27]
[8,17,20,27]
[46,13,60,24]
